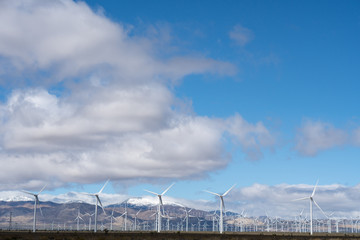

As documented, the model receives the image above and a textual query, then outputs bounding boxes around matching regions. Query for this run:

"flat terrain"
[1,231,360,240]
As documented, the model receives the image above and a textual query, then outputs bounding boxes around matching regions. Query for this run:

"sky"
[0,0,359,218]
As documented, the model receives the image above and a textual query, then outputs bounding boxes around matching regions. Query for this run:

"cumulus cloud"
[221,183,360,218]
[225,114,275,160]
[0,0,235,84]
[229,24,254,46]
[0,0,275,190]
[295,120,347,156]
[0,88,275,189]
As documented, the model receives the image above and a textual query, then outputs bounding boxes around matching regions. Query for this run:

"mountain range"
[0,197,237,231]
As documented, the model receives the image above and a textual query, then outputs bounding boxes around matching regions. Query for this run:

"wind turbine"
[144,183,174,232]
[109,207,116,231]
[74,208,84,231]
[119,208,128,231]
[293,180,328,235]
[182,207,193,232]
[84,212,95,231]
[84,180,109,232]
[133,209,141,231]
[21,184,47,232]
[204,184,236,234]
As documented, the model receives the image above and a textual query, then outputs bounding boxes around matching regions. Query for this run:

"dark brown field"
[1,231,360,240]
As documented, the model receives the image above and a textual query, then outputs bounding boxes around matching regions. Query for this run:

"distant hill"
[0,198,228,231]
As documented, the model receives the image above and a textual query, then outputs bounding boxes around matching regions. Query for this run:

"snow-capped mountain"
[0,191,33,202]
[0,191,188,208]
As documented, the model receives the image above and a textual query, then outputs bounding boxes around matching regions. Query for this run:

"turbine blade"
[203,190,220,197]
[38,184,47,195]
[21,190,35,196]
[96,195,106,215]
[221,198,226,212]
[82,192,95,197]
[313,199,328,218]
[38,204,43,216]
[311,179,319,197]
[161,204,165,216]
[144,189,159,196]
[161,183,175,196]
[159,196,164,206]
[101,206,106,215]
[37,197,43,217]
[136,209,141,215]
[98,179,109,194]
[292,196,309,201]
[223,184,237,196]
[96,195,102,206]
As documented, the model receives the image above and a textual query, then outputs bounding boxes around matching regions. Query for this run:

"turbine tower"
[134,209,141,231]
[85,180,109,232]
[182,207,193,232]
[293,180,328,235]
[74,208,84,231]
[21,185,47,232]
[109,207,116,231]
[144,183,174,232]
[204,184,236,234]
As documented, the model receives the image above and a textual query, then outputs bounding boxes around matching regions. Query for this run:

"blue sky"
[82,0,360,187]
[0,0,360,217]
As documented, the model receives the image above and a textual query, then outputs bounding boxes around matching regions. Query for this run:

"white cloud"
[229,24,254,46]
[352,127,360,146]
[0,88,230,188]
[0,88,275,189]
[0,0,275,191]
[220,183,360,219]
[0,0,235,84]
[225,114,275,160]
[295,120,347,156]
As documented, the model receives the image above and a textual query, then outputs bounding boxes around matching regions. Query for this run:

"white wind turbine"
[182,207,194,232]
[293,180,328,235]
[84,212,95,231]
[120,208,128,231]
[74,208,84,231]
[21,185,47,232]
[109,207,116,231]
[176,203,194,232]
[84,180,109,232]
[133,209,141,231]
[144,183,174,232]
[204,184,236,234]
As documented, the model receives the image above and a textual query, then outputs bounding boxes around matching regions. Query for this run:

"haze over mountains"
[1,182,360,219]
[0,197,222,231]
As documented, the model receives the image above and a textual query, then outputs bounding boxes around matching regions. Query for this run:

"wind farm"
[1,180,360,240]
